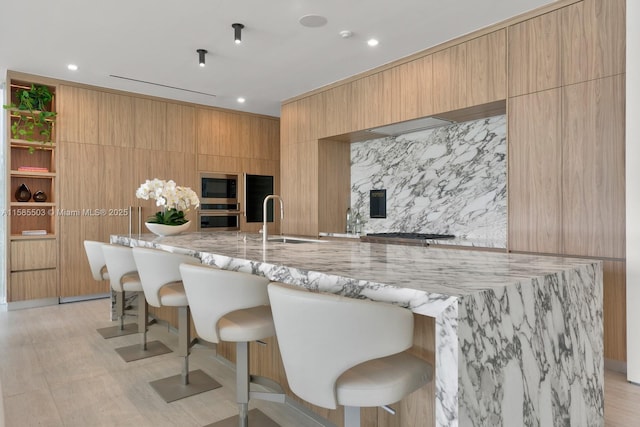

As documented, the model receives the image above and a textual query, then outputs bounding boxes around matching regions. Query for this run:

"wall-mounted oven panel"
[200,173,238,205]
[198,212,240,231]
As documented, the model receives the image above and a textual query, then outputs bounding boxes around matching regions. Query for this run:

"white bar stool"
[267,283,433,427]
[132,247,222,402]
[102,244,172,361]
[180,263,284,427]
[84,240,137,339]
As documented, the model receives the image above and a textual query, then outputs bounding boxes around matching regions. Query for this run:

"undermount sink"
[267,236,326,244]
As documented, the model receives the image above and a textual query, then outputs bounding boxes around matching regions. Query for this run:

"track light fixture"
[197,49,207,67]
[232,23,244,44]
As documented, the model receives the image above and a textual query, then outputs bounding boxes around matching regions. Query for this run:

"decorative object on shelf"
[33,190,47,202]
[3,84,57,153]
[136,178,200,236]
[15,183,32,202]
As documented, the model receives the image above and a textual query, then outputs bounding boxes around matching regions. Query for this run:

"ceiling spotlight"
[67,64,78,71]
[339,30,353,39]
[232,23,244,44]
[197,49,207,67]
[237,97,246,103]
[367,38,379,47]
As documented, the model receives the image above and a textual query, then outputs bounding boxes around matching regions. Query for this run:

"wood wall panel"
[562,75,625,259]
[318,140,351,234]
[57,85,99,144]
[280,102,296,145]
[508,89,562,254]
[280,141,318,236]
[98,92,135,147]
[561,0,626,86]
[508,10,561,96]
[134,98,167,151]
[166,103,195,153]
[196,108,220,155]
[604,261,626,361]
[467,30,507,106]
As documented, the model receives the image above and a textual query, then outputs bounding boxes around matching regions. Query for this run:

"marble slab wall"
[351,115,506,246]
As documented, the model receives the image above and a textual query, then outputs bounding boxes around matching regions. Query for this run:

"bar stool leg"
[149,305,221,403]
[96,290,138,338]
[344,406,360,427]
[237,341,250,427]
[178,306,190,385]
[114,291,173,362]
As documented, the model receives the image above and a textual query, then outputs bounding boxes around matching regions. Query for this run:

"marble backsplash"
[351,115,506,246]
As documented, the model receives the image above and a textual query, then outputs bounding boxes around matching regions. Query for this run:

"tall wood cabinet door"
[508,89,562,254]
[57,85,99,144]
[98,92,135,147]
[508,10,561,97]
[604,260,626,362]
[467,30,506,106]
[280,140,318,236]
[389,56,434,123]
[561,0,626,85]
[562,75,625,258]
[134,98,167,151]
[166,103,195,153]
[280,102,297,145]
[432,43,467,114]
[351,73,384,131]
[196,108,220,156]
[323,84,352,138]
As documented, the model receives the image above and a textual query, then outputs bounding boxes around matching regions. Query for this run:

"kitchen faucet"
[263,194,284,244]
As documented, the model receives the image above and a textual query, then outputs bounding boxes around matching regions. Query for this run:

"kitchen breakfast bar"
[111,231,603,427]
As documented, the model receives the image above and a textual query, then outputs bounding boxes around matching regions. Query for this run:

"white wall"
[626,0,640,383]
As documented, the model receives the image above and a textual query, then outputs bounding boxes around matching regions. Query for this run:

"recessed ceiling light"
[299,14,328,28]
[67,64,78,71]
[339,30,353,39]
[237,97,246,103]
[367,38,379,47]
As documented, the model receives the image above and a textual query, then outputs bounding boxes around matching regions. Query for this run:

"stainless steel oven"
[198,211,240,231]
[198,173,241,231]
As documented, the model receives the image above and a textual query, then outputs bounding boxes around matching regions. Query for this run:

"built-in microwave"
[200,173,238,207]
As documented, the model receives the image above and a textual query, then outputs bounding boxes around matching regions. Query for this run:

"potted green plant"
[3,84,57,150]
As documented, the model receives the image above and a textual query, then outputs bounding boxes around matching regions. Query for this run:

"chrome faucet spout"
[263,195,284,244]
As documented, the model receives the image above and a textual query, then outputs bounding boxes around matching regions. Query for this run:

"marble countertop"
[114,231,596,300]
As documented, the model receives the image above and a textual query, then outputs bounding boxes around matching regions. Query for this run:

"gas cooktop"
[365,232,455,240]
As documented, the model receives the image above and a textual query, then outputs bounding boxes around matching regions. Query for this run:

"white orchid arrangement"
[136,179,200,225]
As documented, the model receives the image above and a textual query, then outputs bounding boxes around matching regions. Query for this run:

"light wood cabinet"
[432,42,467,113]
[561,0,625,86]
[318,140,351,234]
[604,261,626,362]
[57,85,99,144]
[5,76,59,303]
[98,92,135,147]
[467,30,506,106]
[165,103,195,153]
[134,98,167,150]
[508,10,561,96]
[9,270,58,301]
[350,73,384,131]
[508,89,562,254]
[562,75,625,259]
[280,140,318,236]
[322,84,352,138]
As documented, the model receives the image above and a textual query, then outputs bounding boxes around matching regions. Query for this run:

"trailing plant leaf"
[3,84,57,147]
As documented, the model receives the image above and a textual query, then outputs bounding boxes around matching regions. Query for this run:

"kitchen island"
[112,231,603,427]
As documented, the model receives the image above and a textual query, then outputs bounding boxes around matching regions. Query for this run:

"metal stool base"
[96,323,138,339]
[205,409,279,427]
[115,340,172,362]
[149,369,221,403]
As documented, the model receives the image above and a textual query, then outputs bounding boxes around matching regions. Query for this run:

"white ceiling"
[1,0,555,117]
